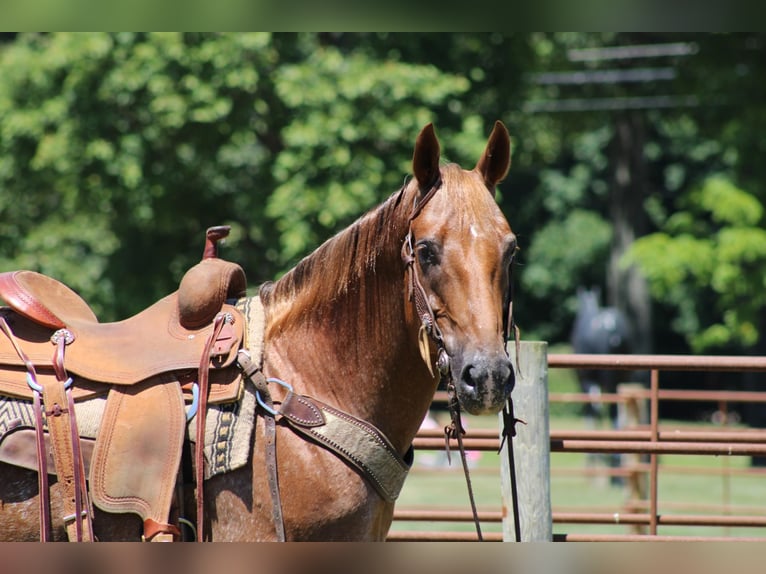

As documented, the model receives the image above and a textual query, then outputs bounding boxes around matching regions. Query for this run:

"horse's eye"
[416,240,440,270]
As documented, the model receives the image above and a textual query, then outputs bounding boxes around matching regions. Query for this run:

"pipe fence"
[387,343,766,542]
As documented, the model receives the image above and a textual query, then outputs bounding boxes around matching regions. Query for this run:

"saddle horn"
[178,226,247,329]
[203,225,232,259]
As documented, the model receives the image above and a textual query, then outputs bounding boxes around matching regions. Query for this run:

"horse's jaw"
[451,348,514,415]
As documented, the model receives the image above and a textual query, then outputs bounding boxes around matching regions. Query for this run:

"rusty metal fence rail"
[548,353,766,541]
[388,351,766,542]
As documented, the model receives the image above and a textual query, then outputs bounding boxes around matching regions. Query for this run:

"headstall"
[400,176,524,542]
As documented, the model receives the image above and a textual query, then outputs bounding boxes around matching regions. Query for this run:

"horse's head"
[403,121,516,415]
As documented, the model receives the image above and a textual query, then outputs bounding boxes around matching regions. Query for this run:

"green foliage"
[2,32,766,361]
[523,209,612,299]
[269,40,475,266]
[626,176,766,352]
[0,33,280,318]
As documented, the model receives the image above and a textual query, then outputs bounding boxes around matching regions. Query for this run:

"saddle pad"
[187,377,256,479]
[185,294,263,479]
[0,385,256,480]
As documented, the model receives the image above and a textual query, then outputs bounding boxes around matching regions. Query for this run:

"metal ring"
[255,377,293,416]
[186,382,200,422]
[178,517,197,541]
[265,377,293,392]
[255,391,278,416]
[26,372,43,393]
[26,374,72,394]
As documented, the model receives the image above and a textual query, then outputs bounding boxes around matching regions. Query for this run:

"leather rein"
[400,177,524,542]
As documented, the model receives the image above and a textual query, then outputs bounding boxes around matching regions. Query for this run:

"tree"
[514,33,766,357]
[0,33,485,319]
[0,33,282,318]
[627,177,766,352]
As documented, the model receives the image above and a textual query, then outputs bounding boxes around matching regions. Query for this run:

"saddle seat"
[0,258,246,395]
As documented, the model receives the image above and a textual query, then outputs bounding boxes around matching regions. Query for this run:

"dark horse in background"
[571,287,633,481]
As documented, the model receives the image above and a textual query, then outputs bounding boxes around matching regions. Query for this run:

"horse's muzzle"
[454,351,514,415]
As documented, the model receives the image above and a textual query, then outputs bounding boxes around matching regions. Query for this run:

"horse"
[0,121,517,541]
[571,287,632,481]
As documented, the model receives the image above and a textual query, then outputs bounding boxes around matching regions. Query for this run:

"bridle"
[400,177,450,381]
[400,176,523,542]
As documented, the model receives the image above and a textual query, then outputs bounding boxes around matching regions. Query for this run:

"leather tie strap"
[194,312,226,542]
[445,382,483,541]
[500,399,524,542]
[0,316,52,541]
[237,352,285,541]
[42,334,94,542]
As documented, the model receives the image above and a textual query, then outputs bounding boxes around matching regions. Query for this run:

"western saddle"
[0,226,249,542]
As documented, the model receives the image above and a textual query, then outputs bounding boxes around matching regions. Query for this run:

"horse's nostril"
[462,358,514,390]
[462,363,484,389]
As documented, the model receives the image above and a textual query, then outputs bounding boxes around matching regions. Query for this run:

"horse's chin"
[454,382,512,415]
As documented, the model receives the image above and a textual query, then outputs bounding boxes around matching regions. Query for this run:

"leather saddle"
[0,226,249,541]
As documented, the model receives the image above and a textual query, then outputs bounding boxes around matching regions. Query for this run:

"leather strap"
[143,518,181,542]
[237,352,285,541]
[280,393,412,503]
[444,382,482,541]
[32,387,52,541]
[500,398,523,542]
[0,316,52,540]
[41,372,93,541]
[194,313,226,542]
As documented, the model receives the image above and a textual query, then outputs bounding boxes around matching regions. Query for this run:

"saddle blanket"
[0,383,256,479]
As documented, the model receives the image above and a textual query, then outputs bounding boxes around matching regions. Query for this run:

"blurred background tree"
[1,32,765,366]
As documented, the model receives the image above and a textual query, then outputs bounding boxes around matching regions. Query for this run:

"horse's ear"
[475,120,511,190]
[412,123,441,190]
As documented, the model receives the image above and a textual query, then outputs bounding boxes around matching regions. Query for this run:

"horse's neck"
[260,212,437,453]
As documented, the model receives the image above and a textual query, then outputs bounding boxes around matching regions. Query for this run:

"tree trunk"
[607,111,652,354]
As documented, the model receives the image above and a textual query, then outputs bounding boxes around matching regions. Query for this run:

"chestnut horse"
[0,121,517,541]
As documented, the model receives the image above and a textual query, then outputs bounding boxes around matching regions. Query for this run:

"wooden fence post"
[500,340,552,541]
[617,382,649,534]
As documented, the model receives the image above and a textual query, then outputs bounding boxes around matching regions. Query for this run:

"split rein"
[401,179,524,542]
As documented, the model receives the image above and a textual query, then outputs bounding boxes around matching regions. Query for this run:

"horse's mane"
[259,182,413,327]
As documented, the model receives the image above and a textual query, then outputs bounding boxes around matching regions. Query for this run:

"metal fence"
[388,347,766,542]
